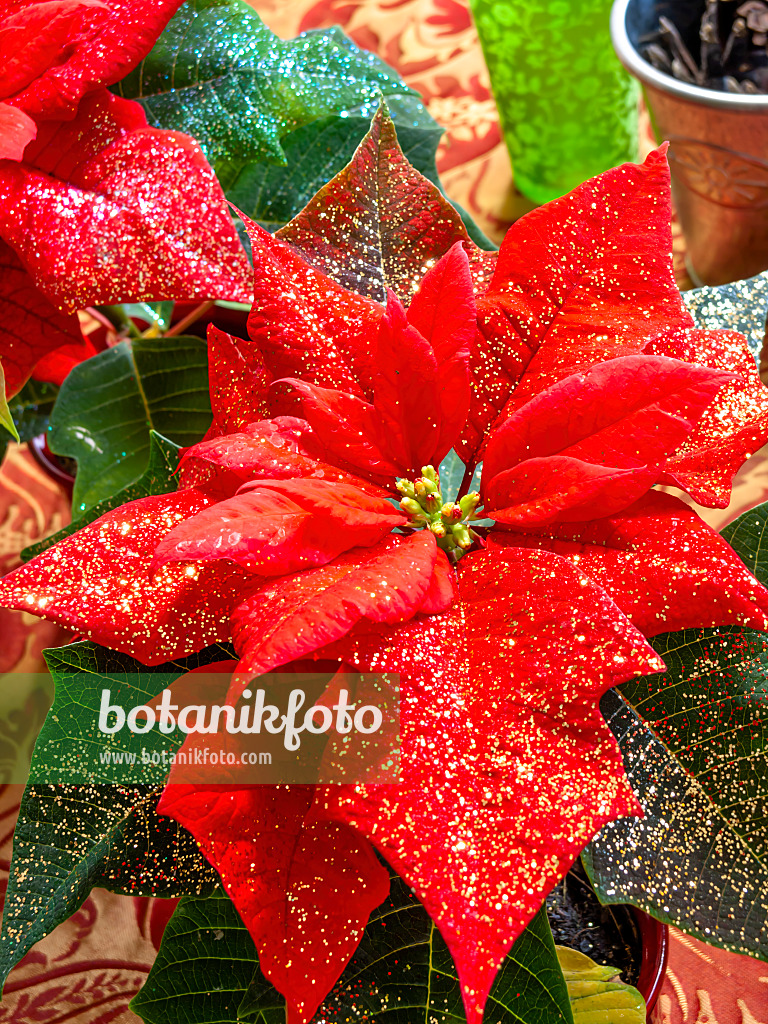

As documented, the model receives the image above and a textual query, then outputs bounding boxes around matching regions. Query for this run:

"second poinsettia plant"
[4,37,768,1021]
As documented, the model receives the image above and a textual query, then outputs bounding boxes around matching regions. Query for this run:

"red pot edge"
[633,905,669,1018]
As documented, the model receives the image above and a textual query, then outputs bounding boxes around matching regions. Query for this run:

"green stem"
[99,305,141,340]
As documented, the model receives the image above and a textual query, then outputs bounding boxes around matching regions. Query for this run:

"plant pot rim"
[611,0,768,110]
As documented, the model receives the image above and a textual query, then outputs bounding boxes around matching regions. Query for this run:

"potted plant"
[611,0,768,285]
[2,2,768,1022]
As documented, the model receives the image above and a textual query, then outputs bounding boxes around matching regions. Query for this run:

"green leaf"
[22,430,180,562]
[682,269,768,367]
[721,498,768,587]
[0,640,227,989]
[47,336,211,516]
[131,888,282,1024]
[584,625,768,962]
[555,947,646,1023]
[133,872,574,1024]
[115,1,420,173]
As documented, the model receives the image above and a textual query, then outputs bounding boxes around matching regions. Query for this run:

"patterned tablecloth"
[1,2,767,1021]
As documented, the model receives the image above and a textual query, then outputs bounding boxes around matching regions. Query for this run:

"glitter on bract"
[159,781,390,1024]
[492,490,768,637]
[647,327,768,507]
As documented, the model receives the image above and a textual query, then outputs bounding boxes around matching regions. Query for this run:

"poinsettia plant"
[3,2,768,1023]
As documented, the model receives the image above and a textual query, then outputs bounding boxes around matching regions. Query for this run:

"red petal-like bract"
[459,148,694,462]
[0,90,252,312]
[0,239,85,396]
[178,416,388,498]
[159,782,390,1024]
[493,491,768,637]
[407,241,475,458]
[482,354,731,525]
[0,491,250,662]
[646,328,768,507]
[0,0,183,122]
[281,267,475,480]
[230,532,444,693]
[153,478,405,576]
[323,545,662,1024]
[276,105,496,303]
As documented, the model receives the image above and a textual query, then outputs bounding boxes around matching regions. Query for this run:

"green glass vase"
[470,0,639,204]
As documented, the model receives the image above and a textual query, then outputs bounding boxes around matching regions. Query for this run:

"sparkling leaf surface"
[682,270,768,364]
[722,497,768,585]
[246,217,381,398]
[460,148,693,462]
[584,626,768,962]
[0,490,251,664]
[497,492,768,637]
[48,335,211,515]
[158,784,390,1024]
[647,328,768,507]
[0,640,223,988]
[115,1,420,176]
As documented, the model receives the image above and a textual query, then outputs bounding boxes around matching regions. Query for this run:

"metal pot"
[611,0,768,285]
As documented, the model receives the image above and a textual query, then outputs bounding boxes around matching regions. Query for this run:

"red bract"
[4,133,768,1023]
[0,90,252,313]
[158,782,390,1024]
[0,0,250,395]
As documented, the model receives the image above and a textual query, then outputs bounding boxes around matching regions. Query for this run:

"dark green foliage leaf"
[584,625,768,961]
[0,640,228,989]
[131,888,283,1024]
[133,872,573,1024]
[47,336,211,516]
[721,498,768,587]
[22,431,180,562]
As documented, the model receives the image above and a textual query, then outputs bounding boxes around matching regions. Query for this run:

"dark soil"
[546,859,642,986]
[641,0,768,93]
